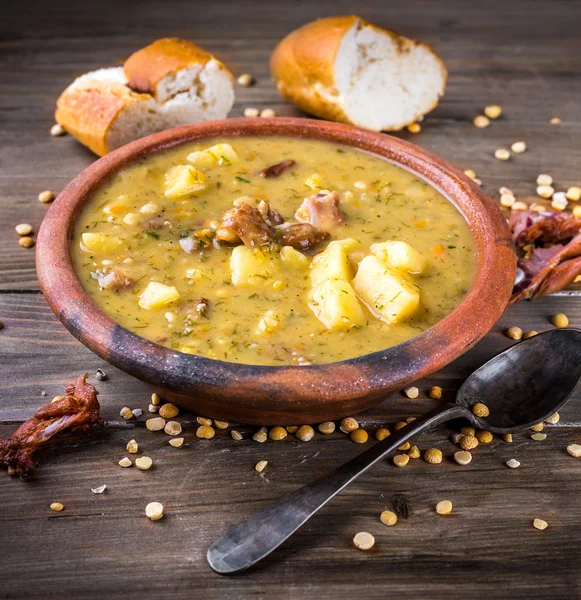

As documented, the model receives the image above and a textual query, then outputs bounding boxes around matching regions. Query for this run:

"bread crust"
[124,37,224,97]
[55,38,234,156]
[55,81,150,156]
[270,15,447,131]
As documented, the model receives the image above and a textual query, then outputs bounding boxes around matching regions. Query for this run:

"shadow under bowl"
[36,117,516,425]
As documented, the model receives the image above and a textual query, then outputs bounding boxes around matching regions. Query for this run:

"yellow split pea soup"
[72,136,475,366]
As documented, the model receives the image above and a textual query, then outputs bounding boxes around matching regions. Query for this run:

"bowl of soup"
[37,118,515,424]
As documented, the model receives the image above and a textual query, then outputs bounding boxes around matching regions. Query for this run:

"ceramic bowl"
[37,118,516,425]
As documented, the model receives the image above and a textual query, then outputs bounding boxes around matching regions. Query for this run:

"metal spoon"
[207,328,581,574]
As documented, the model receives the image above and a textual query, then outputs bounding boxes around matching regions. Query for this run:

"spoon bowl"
[458,328,581,433]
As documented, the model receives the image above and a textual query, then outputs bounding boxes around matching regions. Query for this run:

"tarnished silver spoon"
[208,328,581,574]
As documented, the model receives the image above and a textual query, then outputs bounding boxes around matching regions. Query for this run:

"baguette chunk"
[271,16,446,132]
[55,39,234,156]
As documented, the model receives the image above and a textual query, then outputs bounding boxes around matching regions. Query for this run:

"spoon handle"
[207,403,467,574]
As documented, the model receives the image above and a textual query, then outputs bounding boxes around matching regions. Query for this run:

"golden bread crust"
[124,37,214,96]
[270,15,447,130]
[55,82,149,156]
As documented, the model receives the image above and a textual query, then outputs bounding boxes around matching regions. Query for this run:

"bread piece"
[55,39,234,156]
[270,16,447,131]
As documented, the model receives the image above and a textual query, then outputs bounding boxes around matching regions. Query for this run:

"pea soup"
[72,137,475,365]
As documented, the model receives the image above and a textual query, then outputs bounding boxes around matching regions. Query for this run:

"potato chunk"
[230,246,279,286]
[81,232,122,254]
[352,256,420,324]
[310,239,358,286]
[370,241,429,275]
[138,282,181,310]
[280,246,310,269]
[310,279,366,330]
[186,143,239,168]
[164,165,207,199]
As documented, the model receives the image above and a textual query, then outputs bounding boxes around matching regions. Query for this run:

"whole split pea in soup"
[72,137,475,365]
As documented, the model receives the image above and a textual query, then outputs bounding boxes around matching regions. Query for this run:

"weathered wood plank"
[1,422,580,599]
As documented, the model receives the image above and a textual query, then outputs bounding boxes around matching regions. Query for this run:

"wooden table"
[2,1,581,597]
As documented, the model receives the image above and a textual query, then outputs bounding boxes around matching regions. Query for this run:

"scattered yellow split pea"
[566,186,581,201]
[296,425,315,441]
[237,73,254,87]
[460,435,479,450]
[255,460,268,473]
[454,450,472,465]
[118,457,132,468]
[15,223,32,236]
[151,392,161,405]
[484,105,502,119]
[169,437,184,448]
[424,448,443,464]
[567,444,581,457]
[353,532,375,550]
[375,427,390,441]
[551,313,569,328]
[50,502,64,512]
[404,386,419,399]
[340,417,359,433]
[126,439,138,453]
[164,421,182,436]
[260,108,276,118]
[318,421,335,434]
[252,430,267,443]
[505,326,523,340]
[533,518,548,530]
[407,123,421,133]
[472,403,490,417]
[38,190,55,203]
[135,456,153,470]
[269,426,287,441]
[407,445,420,459]
[19,237,34,248]
[436,500,453,515]
[146,417,166,431]
[473,115,490,128]
[350,429,368,444]
[50,123,66,136]
[511,141,526,153]
[244,107,260,117]
[494,148,510,161]
[428,386,442,400]
[537,185,554,199]
[393,454,409,467]
[197,425,215,439]
[158,403,179,418]
[380,510,398,526]
[145,502,164,520]
[531,433,547,441]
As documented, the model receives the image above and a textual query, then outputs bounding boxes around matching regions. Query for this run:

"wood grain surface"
[1,0,581,598]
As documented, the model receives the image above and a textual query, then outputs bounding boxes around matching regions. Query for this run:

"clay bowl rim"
[37,117,516,414]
